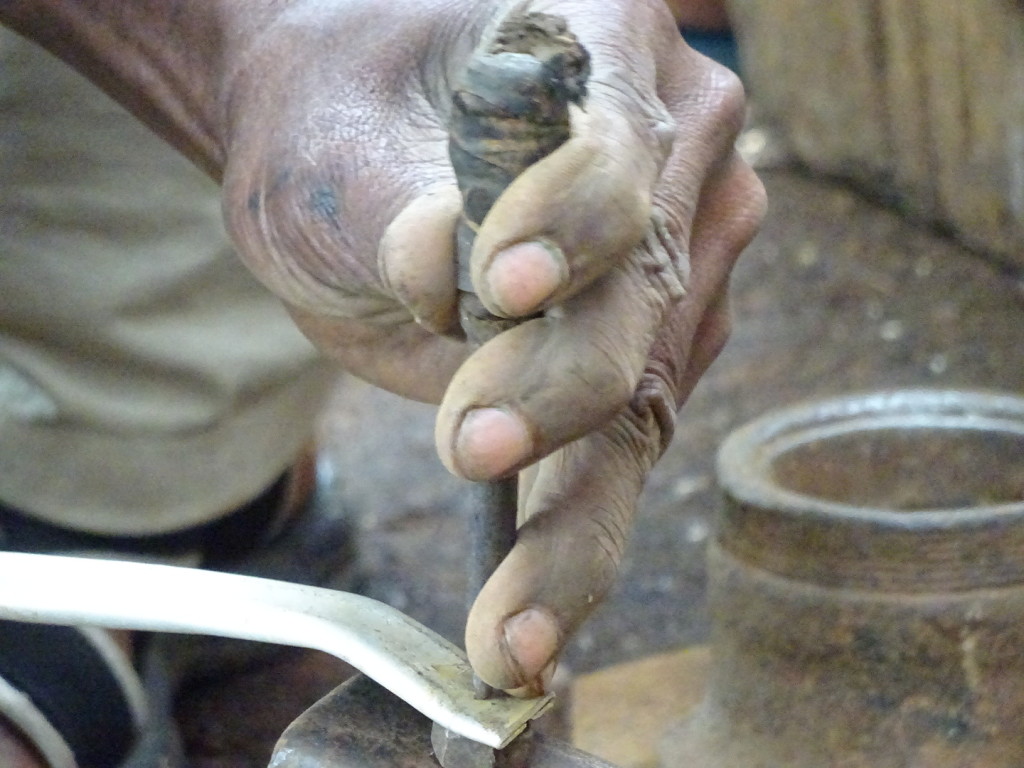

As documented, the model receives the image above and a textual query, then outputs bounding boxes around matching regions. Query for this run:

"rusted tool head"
[272,674,618,768]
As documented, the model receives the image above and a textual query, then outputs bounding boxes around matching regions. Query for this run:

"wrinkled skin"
[222,0,764,695]
[3,0,764,707]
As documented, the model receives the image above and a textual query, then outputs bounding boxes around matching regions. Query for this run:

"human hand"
[1,0,763,697]
[217,0,765,695]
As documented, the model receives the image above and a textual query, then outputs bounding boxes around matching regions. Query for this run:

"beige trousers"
[0,30,338,535]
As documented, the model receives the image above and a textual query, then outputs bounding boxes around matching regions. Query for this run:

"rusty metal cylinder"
[664,389,1024,768]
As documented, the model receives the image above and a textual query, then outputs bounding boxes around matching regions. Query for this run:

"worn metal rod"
[466,477,519,698]
[448,10,590,702]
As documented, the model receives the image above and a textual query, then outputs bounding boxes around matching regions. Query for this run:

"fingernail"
[455,407,532,479]
[486,240,567,316]
[507,660,557,698]
[501,607,560,688]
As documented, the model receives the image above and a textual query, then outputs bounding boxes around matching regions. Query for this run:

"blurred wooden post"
[729,0,1024,268]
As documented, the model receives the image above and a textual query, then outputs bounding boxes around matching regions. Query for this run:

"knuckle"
[705,63,747,133]
[671,61,747,153]
[626,364,680,460]
[741,162,770,231]
[589,371,676,476]
[586,76,674,178]
[704,310,733,362]
[721,159,769,255]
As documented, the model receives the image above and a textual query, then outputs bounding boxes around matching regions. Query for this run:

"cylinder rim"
[717,388,1024,530]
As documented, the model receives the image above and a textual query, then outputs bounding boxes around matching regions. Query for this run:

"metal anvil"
[273,674,614,768]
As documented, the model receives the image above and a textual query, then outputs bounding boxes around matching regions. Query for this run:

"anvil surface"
[271,675,616,768]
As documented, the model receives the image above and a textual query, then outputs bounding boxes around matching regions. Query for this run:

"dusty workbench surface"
[177,166,1024,764]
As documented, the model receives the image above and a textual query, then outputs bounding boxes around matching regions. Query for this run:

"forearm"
[0,0,286,177]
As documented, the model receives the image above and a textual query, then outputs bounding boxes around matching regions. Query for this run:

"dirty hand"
[4,0,764,696]
[222,0,765,695]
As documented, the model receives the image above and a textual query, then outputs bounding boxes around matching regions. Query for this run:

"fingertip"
[501,606,561,687]
[452,407,533,480]
[469,605,561,694]
[482,240,567,317]
[470,106,656,312]
[505,660,557,699]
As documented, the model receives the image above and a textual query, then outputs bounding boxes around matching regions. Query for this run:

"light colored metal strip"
[0,552,551,748]
[0,673,77,768]
[77,626,149,731]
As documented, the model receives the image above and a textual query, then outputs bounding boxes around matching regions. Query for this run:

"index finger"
[467,0,687,319]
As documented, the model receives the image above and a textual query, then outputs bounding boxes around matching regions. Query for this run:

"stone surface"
[729,0,1024,267]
